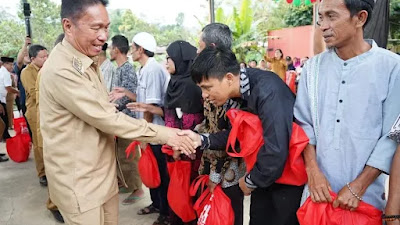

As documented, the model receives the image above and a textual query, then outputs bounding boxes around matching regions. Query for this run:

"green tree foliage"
[284,4,313,27]
[390,0,400,39]
[109,9,194,47]
[0,11,25,57]
[1,2,195,58]
[0,0,62,57]
[216,0,263,63]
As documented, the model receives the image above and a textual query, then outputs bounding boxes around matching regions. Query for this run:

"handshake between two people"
[166,129,202,158]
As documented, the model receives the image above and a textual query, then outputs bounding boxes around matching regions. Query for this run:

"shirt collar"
[0,66,9,75]
[331,39,378,65]
[61,39,95,72]
[239,68,251,100]
[142,57,156,70]
[30,63,40,72]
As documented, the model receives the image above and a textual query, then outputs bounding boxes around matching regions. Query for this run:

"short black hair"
[134,43,155,57]
[61,0,108,21]
[344,0,375,27]
[286,56,292,61]
[249,60,257,65]
[29,45,47,58]
[111,35,129,55]
[191,47,240,84]
[201,23,232,50]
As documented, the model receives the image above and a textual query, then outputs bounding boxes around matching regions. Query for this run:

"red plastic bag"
[161,145,174,156]
[190,175,211,215]
[226,109,309,186]
[13,117,29,136]
[194,185,235,225]
[167,161,196,222]
[286,71,297,94]
[127,141,161,188]
[297,192,382,225]
[275,122,308,185]
[6,133,31,163]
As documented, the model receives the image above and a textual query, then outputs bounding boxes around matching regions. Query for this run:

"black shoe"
[0,156,9,162]
[50,210,64,223]
[39,176,48,187]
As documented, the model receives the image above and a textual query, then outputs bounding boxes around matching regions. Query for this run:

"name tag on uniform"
[72,56,83,75]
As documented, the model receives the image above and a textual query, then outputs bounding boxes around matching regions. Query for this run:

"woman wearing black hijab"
[128,40,203,225]
[129,40,203,131]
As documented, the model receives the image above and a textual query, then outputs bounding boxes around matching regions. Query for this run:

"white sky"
[0,0,210,30]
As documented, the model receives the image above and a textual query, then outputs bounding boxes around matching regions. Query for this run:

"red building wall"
[267,25,314,59]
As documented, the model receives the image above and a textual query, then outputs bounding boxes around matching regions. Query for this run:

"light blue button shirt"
[136,57,169,126]
[294,40,400,210]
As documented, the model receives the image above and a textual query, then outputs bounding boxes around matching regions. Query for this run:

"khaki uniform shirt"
[264,55,288,81]
[39,39,171,213]
[35,72,42,149]
[21,63,39,122]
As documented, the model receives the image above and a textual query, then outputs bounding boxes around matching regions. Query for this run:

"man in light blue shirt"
[294,0,400,212]
[131,32,170,225]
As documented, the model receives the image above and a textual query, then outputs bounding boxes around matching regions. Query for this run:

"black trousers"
[250,183,304,225]
[149,144,170,216]
[224,184,244,225]
[0,103,10,140]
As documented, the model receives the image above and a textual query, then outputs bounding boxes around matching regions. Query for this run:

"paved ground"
[0,129,250,225]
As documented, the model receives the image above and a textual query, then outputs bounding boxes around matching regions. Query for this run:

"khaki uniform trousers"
[60,194,119,225]
[26,113,45,177]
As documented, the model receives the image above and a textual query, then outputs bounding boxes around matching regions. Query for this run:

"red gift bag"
[226,109,309,186]
[126,141,161,188]
[6,133,31,163]
[275,122,308,185]
[190,175,211,215]
[161,145,174,156]
[167,161,196,222]
[286,71,297,94]
[7,117,31,163]
[194,185,235,225]
[297,192,382,225]
[13,117,29,136]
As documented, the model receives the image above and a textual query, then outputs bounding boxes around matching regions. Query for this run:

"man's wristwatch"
[200,134,210,150]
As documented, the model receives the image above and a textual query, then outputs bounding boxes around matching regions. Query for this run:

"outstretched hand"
[176,130,201,155]
[166,129,198,155]
[109,87,126,103]
[127,102,150,112]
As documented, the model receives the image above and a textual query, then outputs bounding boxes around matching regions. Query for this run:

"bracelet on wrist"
[382,214,400,221]
[346,182,363,201]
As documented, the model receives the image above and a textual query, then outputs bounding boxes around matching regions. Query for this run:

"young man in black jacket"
[179,47,304,225]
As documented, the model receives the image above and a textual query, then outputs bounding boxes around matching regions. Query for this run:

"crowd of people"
[0,0,400,225]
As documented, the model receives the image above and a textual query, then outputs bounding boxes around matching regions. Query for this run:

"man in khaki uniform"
[36,62,64,222]
[21,44,48,186]
[39,1,194,224]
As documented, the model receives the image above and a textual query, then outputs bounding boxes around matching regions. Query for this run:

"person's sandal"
[122,195,143,205]
[153,215,170,225]
[0,156,9,162]
[137,204,159,215]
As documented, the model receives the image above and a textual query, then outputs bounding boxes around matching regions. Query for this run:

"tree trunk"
[364,0,390,48]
